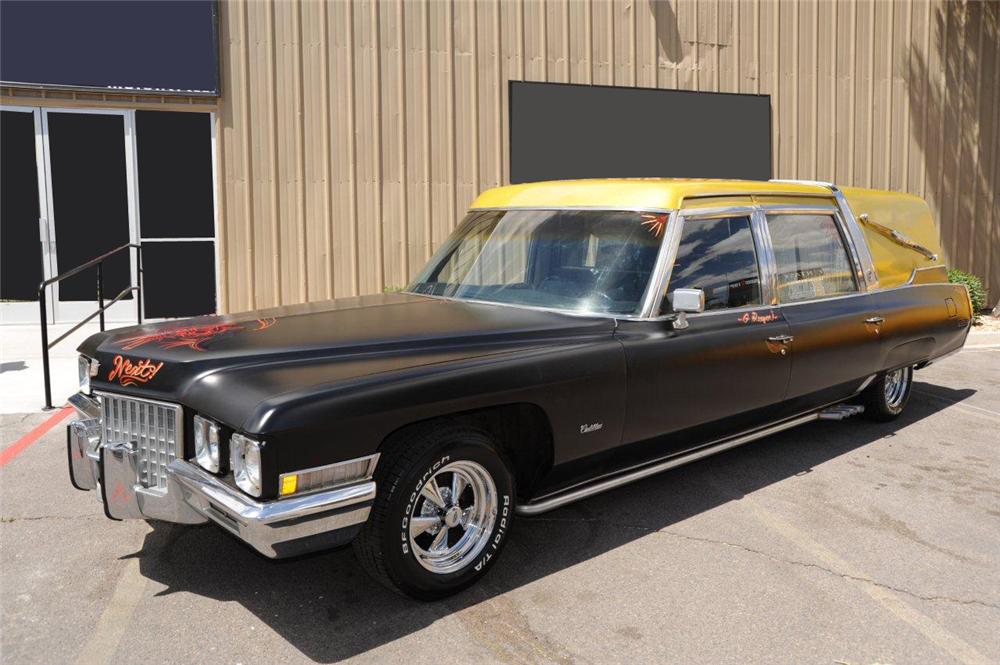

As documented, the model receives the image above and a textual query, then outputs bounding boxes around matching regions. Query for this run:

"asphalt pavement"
[1,345,998,664]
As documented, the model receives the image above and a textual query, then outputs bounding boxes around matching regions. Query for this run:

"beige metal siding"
[213,0,999,312]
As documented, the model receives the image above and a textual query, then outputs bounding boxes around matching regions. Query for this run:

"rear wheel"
[353,425,515,600]
[862,366,913,421]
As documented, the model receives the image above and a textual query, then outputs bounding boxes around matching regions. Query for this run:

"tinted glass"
[47,112,131,301]
[137,111,214,238]
[766,214,857,303]
[0,111,42,301]
[409,209,664,315]
[141,241,216,317]
[664,216,761,312]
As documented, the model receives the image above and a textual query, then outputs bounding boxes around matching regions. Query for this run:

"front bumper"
[67,394,375,558]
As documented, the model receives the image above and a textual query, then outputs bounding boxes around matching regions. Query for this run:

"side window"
[766,214,857,303]
[663,215,761,312]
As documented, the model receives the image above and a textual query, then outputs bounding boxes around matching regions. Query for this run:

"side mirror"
[669,288,704,330]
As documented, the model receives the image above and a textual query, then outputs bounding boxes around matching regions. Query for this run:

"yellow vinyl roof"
[470,178,831,211]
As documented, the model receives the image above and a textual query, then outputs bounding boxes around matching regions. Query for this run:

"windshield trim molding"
[401,290,657,321]
[637,210,681,317]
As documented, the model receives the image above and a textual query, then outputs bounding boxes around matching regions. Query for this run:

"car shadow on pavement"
[130,382,974,662]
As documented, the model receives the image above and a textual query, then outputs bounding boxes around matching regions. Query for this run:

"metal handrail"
[38,242,143,409]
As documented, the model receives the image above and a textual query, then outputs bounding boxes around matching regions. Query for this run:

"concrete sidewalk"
[1,322,106,414]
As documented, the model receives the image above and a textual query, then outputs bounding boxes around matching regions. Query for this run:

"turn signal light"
[277,453,379,498]
[280,474,298,496]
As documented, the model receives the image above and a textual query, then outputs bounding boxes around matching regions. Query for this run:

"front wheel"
[862,366,913,421]
[353,425,515,600]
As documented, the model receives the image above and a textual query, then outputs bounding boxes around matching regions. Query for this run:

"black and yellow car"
[67,178,972,599]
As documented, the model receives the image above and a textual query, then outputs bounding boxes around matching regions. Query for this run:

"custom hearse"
[68,179,971,599]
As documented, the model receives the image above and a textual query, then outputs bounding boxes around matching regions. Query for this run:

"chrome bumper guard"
[67,396,375,558]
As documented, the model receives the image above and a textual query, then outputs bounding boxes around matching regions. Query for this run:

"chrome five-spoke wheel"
[354,426,514,598]
[863,365,913,421]
[408,460,498,574]
[883,367,910,410]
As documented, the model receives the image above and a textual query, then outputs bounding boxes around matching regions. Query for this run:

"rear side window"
[664,215,761,312]
[766,214,857,303]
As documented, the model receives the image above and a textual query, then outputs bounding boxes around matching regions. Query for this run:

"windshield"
[407,209,666,316]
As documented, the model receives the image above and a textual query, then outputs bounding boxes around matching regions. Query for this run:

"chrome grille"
[97,392,182,492]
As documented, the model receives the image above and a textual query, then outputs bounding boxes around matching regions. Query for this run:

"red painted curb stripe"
[0,405,74,467]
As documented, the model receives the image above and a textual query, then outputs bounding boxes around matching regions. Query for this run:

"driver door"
[613,211,792,469]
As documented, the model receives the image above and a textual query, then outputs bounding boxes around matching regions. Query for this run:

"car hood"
[79,292,615,429]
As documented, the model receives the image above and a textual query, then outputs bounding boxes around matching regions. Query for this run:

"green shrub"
[947,268,987,313]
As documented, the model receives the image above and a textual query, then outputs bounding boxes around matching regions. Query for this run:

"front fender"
[254,340,628,494]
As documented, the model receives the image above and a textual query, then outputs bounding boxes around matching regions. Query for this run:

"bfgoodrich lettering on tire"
[353,424,514,600]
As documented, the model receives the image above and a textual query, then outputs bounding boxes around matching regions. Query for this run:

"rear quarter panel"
[870,283,972,371]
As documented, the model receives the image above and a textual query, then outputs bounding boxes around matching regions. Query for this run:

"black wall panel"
[140,242,216,319]
[510,81,771,184]
[0,1,219,95]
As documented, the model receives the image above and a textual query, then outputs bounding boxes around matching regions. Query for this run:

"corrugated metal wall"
[215,0,1000,312]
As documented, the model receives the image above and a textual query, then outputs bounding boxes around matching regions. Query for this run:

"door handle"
[767,334,794,344]
[865,316,885,325]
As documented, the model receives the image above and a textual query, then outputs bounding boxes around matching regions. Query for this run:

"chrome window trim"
[637,210,681,317]
[667,206,758,219]
[759,207,867,304]
[769,179,880,290]
[832,190,879,289]
[757,205,840,215]
[770,289,870,309]
[750,209,779,306]
[657,206,776,316]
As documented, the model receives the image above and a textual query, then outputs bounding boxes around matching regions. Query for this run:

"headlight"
[78,355,96,394]
[193,415,222,473]
[230,433,262,497]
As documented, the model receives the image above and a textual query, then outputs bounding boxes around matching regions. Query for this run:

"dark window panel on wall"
[47,112,132,301]
[140,241,216,318]
[1,111,43,301]
[509,81,772,184]
[0,0,219,94]
[136,111,214,239]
